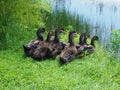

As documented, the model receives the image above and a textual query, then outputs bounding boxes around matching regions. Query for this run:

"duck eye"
[31,45,37,49]
[68,57,71,60]
[52,48,56,51]
[66,56,72,61]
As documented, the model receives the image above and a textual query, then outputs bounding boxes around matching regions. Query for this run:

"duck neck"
[37,31,43,41]
[91,38,95,47]
[84,37,87,44]
[54,31,60,43]
[69,35,74,46]
[79,34,84,45]
[46,33,51,42]
[37,35,43,41]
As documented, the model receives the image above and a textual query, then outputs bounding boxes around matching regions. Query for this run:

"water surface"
[52,0,120,45]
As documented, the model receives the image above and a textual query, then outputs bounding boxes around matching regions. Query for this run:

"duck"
[23,27,46,57]
[76,33,91,57]
[31,27,64,60]
[27,27,46,48]
[83,33,90,44]
[48,27,65,58]
[31,31,55,60]
[60,30,77,64]
[31,47,52,60]
[83,36,99,54]
[75,33,85,58]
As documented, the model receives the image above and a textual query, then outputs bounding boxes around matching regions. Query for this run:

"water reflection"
[52,0,120,45]
[54,0,120,45]
[50,0,120,58]
[97,2,104,14]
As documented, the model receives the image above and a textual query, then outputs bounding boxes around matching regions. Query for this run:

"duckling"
[76,33,91,57]
[60,30,77,64]
[49,27,65,58]
[84,33,90,44]
[23,27,45,57]
[84,36,99,54]
[31,31,55,60]
[27,27,46,48]
[76,33,85,57]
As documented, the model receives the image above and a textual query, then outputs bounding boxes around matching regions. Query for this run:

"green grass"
[0,0,51,50]
[0,46,120,90]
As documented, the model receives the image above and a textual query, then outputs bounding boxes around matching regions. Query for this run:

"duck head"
[60,55,72,64]
[23,45,36,57]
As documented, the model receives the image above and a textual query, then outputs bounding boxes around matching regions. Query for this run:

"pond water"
[52,0,120,45]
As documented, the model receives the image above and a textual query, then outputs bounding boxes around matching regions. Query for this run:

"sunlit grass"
[0,44,120,90]
[1,29,119,89]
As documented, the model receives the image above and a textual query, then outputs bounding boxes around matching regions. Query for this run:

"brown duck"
[48,27,65,58]
[76,33,90,57]
[23,27,46,57]
[84,36,99,54]
[27,27,46,47]
[31,31,55,60]
[60,30,77,64]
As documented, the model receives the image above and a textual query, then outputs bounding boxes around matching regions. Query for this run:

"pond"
[52,0,120,45]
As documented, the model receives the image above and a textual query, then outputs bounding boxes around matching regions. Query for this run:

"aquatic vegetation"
[43,8,90,33]
[111,29,120,50]
[110,29,120,58]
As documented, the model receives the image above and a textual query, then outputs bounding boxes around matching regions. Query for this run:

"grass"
[0,45,120,90]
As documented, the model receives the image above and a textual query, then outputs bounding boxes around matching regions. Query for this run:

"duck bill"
[51,32,55,36]
[23,45,31,56]
[60,30,66,33]
[86,34,90,38]
[23,45,30,51]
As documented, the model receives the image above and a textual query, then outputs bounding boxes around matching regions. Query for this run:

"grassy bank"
[0,46,120,90]
[0,31,120,89]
